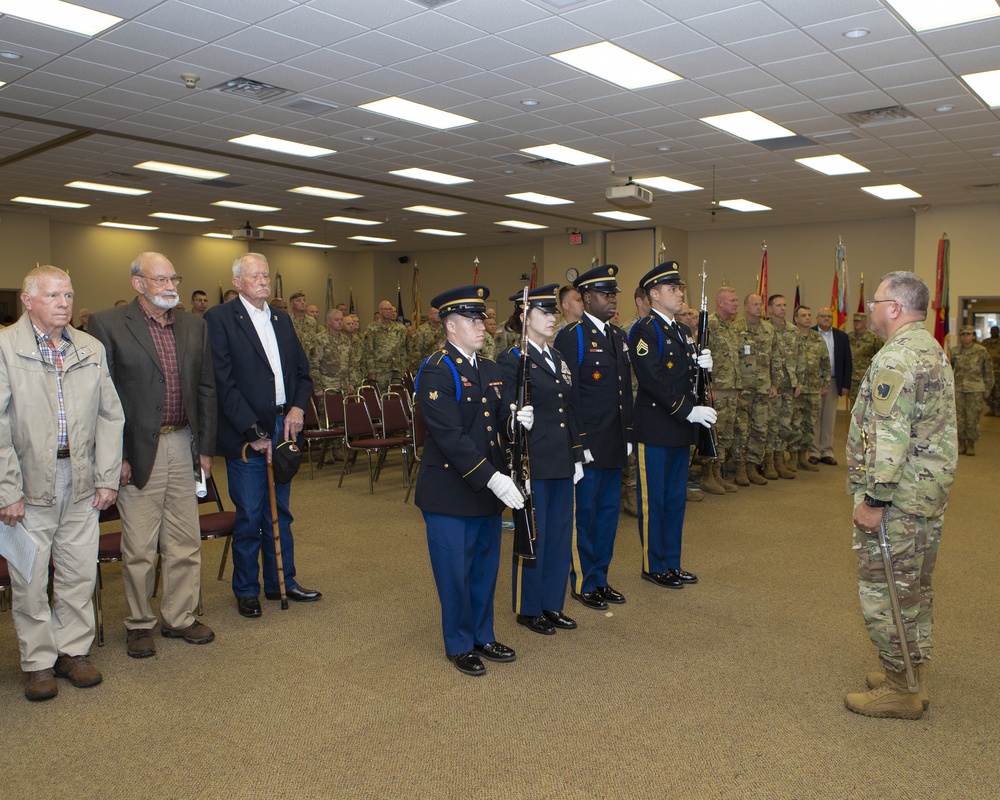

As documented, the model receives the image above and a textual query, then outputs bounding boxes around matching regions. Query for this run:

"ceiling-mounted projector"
[232,220,265,240]
[606,183,653,208]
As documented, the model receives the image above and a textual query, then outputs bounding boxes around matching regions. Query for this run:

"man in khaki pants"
[0,266,124,701]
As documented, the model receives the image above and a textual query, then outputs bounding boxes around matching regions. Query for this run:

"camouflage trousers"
[989,384,1000,416]
[767,387,796,454]
[713,389,740,455]
[372,370,401,393]
[955,391,985,442]
[791,392,821,451]
[853,496,942,671]
[734,390,772,463]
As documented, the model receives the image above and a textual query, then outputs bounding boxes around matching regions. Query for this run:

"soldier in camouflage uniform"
[343,313,365,391]
[362,299,408,391]
[950,325,994,455]
[766,294,799,478]
[480,308,499,361]
[792,306,830,471]
[289,292,318,360]
[848,312,883,409]
[410,306,445,371]
[845,271,957,720]
[705,287,741,493]
[310,309,352,394]
[983,326,1000,415]
[733,294,782,484]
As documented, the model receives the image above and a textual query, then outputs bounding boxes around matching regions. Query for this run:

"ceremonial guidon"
[629,262,715,589]
[554,265,633,611]
[415,285,531,677]
[498,285,585,637]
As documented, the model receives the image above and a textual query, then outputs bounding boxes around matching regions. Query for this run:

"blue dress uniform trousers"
[571,467,623,593]
[635,442,688,574]
[512,477,573,616]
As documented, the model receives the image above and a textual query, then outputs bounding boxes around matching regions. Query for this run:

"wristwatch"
[863,494,891,508]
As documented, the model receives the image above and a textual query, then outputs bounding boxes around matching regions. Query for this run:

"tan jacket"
[0,314,124,507]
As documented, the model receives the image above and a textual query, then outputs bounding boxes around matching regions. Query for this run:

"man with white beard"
[89,252,218,659]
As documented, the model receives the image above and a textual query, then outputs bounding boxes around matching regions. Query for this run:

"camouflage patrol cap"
[960,325,975,334]
[853,312,867,321]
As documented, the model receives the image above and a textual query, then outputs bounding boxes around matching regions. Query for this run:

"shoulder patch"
[871,368,904,415]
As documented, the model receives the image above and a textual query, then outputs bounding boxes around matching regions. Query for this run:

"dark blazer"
[629,313,699,448]
[554,316,632,469]
[203,296,312,459]
[813,325,853,394]
[497,343,584,481]
[89,299,217,490]
[415,343,513,517]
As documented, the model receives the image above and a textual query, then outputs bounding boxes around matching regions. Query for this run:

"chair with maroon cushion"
[374,391,415,485]
[302,395,342,479]
[0,556,12,613]
[403,404,427,505]
[94,503,124,647]
[358,383,383,424]
[198,473,235,582]
[338,394,409,493]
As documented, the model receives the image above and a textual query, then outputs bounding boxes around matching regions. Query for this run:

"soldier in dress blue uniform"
[554,265,633,611]
[498,285,586,636]
[630,263,716,588]
[414,285,535,677]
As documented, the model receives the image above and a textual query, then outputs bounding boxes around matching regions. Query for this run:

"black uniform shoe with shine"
[641,571,683,589]
[542,610,577,629]
[450,652,486,676]
[571,590,609,610]
[237,597,262,618]
[474,641,517,662]
[516,614,556,635]
[598,585,626,604]
[671,569,698,584]
[264,586,322,602]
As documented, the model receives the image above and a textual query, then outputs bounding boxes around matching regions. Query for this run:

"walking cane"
[242,443,289,610]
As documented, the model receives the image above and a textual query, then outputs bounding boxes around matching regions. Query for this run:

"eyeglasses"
[141,274,183,286]
[866,299,896,311]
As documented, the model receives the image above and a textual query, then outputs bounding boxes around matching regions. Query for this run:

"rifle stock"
[511,287,537,560]
[694,262,719,460]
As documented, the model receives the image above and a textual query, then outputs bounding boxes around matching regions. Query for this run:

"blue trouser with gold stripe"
[571,467,623,593]
[512,477,573,616]
[636,443,688,574]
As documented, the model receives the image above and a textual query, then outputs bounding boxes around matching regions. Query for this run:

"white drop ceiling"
[1,0,998,251]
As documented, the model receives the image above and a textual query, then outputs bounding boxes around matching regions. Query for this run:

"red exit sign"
[569,232,582,245]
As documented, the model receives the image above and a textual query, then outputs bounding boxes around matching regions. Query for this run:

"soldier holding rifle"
[845,271,957,719]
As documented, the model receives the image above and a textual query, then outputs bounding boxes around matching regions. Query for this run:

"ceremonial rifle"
[510,287,538,560]
[693,261,719,460]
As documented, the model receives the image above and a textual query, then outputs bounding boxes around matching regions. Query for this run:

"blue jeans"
[225,416,299,598]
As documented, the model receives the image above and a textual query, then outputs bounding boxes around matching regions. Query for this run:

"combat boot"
[686,488,704,502]
[797,450,819,471]
[747,461,768,485]
[698,459,726,495]
[785,451,798,473]
[845,668,923,719]
[621,489,638,517]
[734,461,751,486]
[867,663,929,710]
[967,440,976,456]
[762,453,779,480]
[775,451,796,479]
[713,461,738,493]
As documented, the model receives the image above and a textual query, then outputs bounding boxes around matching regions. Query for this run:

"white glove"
[487,472,525,510]
[626,442,633,457]
[512,403,534,431]
[583,449,595,464]
[697,349,713,371]
[686,406,717,428]
[573,462,584,484]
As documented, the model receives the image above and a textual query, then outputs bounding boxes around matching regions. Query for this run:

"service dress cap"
[431,285,490,319]
[639,261,685,291]
[508,283,559,313]
[574,265,620,294]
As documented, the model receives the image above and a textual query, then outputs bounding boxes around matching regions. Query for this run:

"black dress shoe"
[264,586,322,602]
[641,571,683,589]
[237,597,262,618]
[474,641,516,662]
[516,614,556,635]
[571,590,608,610]
[542,610,577,629]
[671,569,699,584]
[598,585,626,604]
[820,456,838,466]
[450,652,486,676]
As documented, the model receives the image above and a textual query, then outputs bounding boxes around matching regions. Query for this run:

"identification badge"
[744,345,751,355]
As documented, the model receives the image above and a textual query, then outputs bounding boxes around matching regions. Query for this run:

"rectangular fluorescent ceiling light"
[259,225,314,234]
[359,97,476,130]
[506,192,573,205]
[65,180,149,196]
[883,0,1000,30]
[324,216,382,226]
[292,242,337,248]
[861,184,922,200]
[594,211,651,222]
[349,235,396,243]
[633,176,702,192]
[795,154,869,175]
[0,0,122,36]
[229,134,335,158]
[149,212,214,222]
[700,111,796,141]
[388,167,472,185]
[98,222,158,230]
[551,41,682,89]
[12,195,89,208]
[289,186,362,200]
[212,200,280,212]
[962,68,1000,107]
[719,199,771,212]
[495,220,548,230]
[404,205,465,217]
[203,233,233,239]
[416,229,465,236]
[519,144,609,166]
[0,82,6,88]
[135,161,228,180]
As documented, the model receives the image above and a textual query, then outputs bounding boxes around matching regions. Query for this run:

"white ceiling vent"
[211,77,292,103]
[840,105,915,127]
